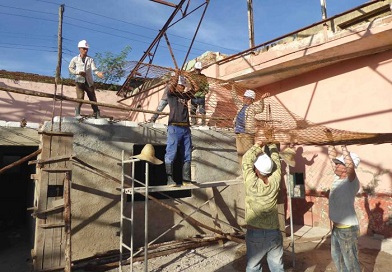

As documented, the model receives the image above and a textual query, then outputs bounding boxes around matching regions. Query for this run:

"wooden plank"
[64,173,71,272]
[0,149,41,174]
[33,133,52,270]
[124,179,242,194]
[33,132,73,271]
[39,223,66,229]
[38,130,74,137]
[41,168,72,172]
[34,205,64,217]
[29,154,75,165]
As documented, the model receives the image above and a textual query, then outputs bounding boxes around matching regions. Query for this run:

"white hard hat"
[78,40,89,48]
[332,152,360,168]
[244,89,256,100]
[194,62,202,70]
[178,76,186,86]
[254,154,273,175]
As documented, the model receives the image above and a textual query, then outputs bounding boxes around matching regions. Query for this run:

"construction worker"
[68,40,104,118]
[190,62,209,126]
[327,145,361,271]
[242,137,284,272]
[233,89,270,175]
[164,72,196,186]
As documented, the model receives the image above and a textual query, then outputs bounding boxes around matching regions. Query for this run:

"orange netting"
[120,61,392,146]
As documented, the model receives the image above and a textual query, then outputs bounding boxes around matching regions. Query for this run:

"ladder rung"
[122,217,132,222]
[42,168,71,172]
[39,223,65,228]
[121,243,132,251]
[123,174,132,179]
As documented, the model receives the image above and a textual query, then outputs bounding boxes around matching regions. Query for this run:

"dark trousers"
[75,82,99,113]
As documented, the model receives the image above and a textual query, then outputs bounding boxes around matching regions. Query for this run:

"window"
[127,144,191,201]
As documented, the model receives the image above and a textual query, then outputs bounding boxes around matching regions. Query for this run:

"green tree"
[94,45,132,85]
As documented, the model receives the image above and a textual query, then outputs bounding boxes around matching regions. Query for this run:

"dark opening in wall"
[0,145,37,249]
[128,144,191,201]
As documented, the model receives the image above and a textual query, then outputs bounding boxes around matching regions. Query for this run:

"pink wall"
[225,46,392,237]
[0,79,141,124]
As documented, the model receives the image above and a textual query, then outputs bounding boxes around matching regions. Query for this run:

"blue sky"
[0,0,366,81]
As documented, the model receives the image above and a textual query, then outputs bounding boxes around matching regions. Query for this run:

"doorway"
[0,145,38,271]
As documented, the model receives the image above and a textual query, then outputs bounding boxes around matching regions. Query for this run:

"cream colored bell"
[132,144,163,165]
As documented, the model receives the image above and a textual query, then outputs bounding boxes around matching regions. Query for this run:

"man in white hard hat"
[164,71,196,186]
[190,61,209,126]
[68,40,104,118]
[242,136,284,272]
[327,145,361,271]
[233,89,270,176]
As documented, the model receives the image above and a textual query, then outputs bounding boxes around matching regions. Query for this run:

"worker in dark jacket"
[164,72,196,186]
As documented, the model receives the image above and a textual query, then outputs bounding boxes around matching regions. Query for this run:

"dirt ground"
[114,235,392,272]
[2,226,392,272]
[93,226,392,272]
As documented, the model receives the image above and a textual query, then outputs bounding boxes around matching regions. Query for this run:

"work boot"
[165,163,177,187]
[201,114,206,126]
[182,161,195,186]
[75,107,81,118]
[94,111,101,119]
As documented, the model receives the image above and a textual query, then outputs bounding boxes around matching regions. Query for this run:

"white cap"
[333,152,360,168]
[178,76,186,86]
[244,89,255,100]
[254,154,273,175]
[194,62,202,69]
[78,40,89,48]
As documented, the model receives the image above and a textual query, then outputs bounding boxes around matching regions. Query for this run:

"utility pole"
[247,0,255,48]
[55,4,64,85]
[320,0,327,20]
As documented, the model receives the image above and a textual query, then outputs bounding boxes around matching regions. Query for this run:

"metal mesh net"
[119,61,392,146]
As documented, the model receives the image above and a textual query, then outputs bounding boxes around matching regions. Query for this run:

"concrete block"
[113,121,139,127]
[6,121,20,127]
[192,125,210,130]
[53,116,79,123]
[25,122,40,129]
[85,118,109,125]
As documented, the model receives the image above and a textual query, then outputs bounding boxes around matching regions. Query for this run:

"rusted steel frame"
[213,0,385,67]
[150,0,177,8]
[164,32,178,69]
[0,148,42,175]
[180,1,209,70]
[119,0,188,96]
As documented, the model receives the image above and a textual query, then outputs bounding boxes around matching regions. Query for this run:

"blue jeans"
[164,125,192,164]
[245,228,284,272]
[331,225,360,272]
